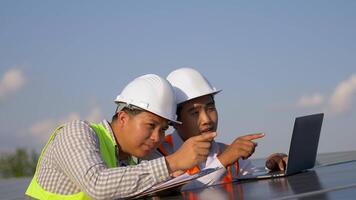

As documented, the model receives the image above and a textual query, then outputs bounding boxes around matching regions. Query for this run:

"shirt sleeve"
[182,142,227,190]
[183,141,261,190]
[214,142,259,176]
[53,120,171,199]
[190,158,226,187]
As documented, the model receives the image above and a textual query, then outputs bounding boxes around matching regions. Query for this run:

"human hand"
[265,153,288,171]
[165,132,216,173]
[218,133,265,167]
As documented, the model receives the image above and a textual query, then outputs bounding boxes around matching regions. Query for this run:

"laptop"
[237,113,324,180]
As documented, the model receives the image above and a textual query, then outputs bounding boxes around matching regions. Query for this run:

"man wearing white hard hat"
[154,68,288,188]
[26,74,216,199]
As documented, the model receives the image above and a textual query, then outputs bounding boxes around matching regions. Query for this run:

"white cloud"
[29,112,80,138]
[0,69,26,99]
[328,74,356,114]
[64,112,81,122]
[29,119,56,137]
[85,106,102,122]
[297,94,324,107]
[296,74,356,115]
[29,107,102,141]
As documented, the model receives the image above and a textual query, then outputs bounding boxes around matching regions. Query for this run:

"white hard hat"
[115,74,181,124]
[167,68,221,104]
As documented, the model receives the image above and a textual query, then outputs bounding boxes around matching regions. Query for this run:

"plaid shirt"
[31,120,170,199]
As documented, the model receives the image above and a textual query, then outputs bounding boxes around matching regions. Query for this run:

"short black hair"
[112,106,143,122]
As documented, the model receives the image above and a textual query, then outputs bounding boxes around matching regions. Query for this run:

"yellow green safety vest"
[25,122,120,200]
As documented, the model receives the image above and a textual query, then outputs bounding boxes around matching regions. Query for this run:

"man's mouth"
[200,127,214,134]
[142,143,154,152]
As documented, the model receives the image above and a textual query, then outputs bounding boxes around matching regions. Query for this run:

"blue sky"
[1,1,355,158]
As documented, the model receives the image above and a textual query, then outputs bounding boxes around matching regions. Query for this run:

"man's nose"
[150,129,161,143]
[200,109,212,125]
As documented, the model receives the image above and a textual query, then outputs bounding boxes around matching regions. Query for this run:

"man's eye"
[207,106,216,111]
[190,111,199,116]
[148,123,155,129]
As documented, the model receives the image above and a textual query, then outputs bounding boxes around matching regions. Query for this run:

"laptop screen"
[286,113,324,175]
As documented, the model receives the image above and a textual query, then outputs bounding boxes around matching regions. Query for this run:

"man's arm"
[217,133,264,167]
[53,120,171,199]
[215,134,288,172]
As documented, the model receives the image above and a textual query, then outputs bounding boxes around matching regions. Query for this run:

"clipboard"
[134,167,221,198]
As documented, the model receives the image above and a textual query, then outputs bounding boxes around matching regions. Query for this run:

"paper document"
[135,167,221,198]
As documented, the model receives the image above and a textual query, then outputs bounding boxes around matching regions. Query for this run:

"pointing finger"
[239,133,265,141]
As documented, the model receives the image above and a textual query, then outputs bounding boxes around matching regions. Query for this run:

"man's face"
[117,111,169,158]
[176,95,218,141]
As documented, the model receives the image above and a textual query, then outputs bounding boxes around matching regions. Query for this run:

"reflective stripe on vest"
[25,123,117,200]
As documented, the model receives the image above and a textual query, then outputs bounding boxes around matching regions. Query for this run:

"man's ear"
[117,111,130,126]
